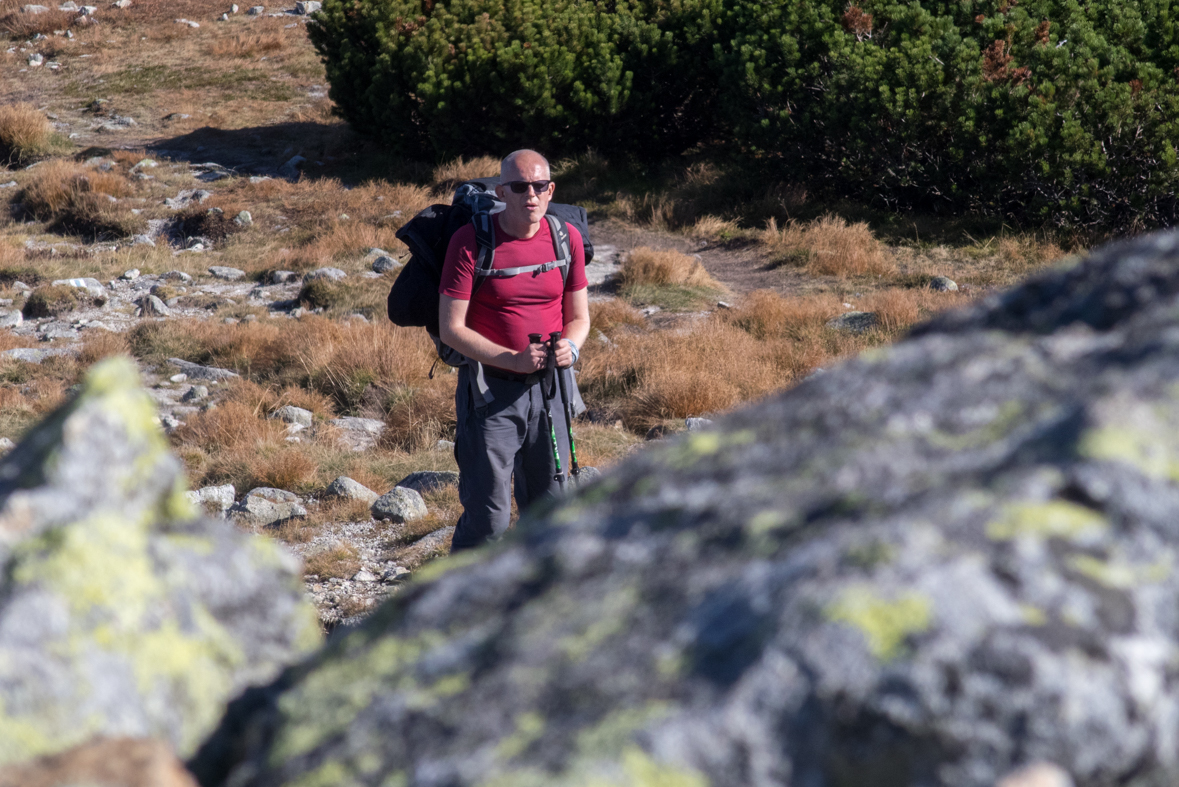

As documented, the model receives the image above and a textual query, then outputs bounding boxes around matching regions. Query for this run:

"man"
[438,149,590,552]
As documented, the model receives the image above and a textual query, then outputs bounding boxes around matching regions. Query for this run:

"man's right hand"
[512,341,547,374]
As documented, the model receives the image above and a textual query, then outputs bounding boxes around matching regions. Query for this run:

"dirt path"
[588,217,818,299]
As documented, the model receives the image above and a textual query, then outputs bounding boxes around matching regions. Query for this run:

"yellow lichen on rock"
[827,586,933,661]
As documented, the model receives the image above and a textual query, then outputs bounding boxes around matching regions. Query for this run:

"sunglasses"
[503,180,553,194]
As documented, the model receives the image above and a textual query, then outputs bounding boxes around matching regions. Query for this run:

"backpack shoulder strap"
[546,214,571,289]
[469,211,496,299]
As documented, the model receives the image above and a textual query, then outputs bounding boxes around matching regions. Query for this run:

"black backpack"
[388,177,593,367]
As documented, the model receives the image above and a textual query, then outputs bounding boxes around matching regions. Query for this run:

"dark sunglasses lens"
[509,180,550,193]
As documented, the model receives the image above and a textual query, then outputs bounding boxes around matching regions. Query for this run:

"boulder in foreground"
[0,357,321,767]
[196,231,1179,786]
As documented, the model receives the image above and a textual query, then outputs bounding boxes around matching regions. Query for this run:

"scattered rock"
[22,4,48,11]
[162,270,193,283]
[270,405,312,428]
[930,275,959,292]
[131,234,155,247]
[381,565,410,583]
[169,373,188,383]
[121,268,140,280]
[1,347,69,364]
[167,358,239,382]
[184,483,235,514]
[164,190,212,210]
[370,486,427,523]
[268,270,299,284]
[111,0,131,7]
[0,181,17,189]
[324,476,379,504]
[396,470,459,495]
[303,267,346,282]
[570,465,601,486]
[295,0,319,11]
[233,210,252,227]
[181,384,209,402]
[50,278,106,299]
[208,266,246,281]
[352,568,377,582]
[0,438,13,454]
[0,738,199,787]
[435,439,455,451]
[684,417,713,431]
[826,310,880,333]
[0,310,22,329]
[27,53,43,66]
[246,3,262,11]
[0,358,319,767]
[277,155,304,179]
[372,255,400,274]
[328,416,385,451]
[245,487,300,504]
[137,294,170,317]
[229,494,307,529]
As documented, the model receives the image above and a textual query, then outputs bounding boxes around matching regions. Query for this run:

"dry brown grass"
[618,247,721,289]
[303,542,361,579]
[17,161,143,240]
[588,298,645,337]
[209,31,288,58]
[431,156,500,194]
[762,215,894,277]
[0,7,76,38]
[580,321,779,431]
[77,332,132,367]
[380,383,455,453]
[0,104,69,165]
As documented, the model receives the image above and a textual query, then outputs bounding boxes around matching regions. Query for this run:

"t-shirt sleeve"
[439,224,478,300]
[564,224,589,292]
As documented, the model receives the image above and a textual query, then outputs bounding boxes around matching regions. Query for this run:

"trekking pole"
[529,333,565,488]
[549,330,580,480]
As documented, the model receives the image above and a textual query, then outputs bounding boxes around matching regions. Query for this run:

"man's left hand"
[554,338,576,368]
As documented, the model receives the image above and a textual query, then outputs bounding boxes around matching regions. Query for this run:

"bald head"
[501,149,550,181]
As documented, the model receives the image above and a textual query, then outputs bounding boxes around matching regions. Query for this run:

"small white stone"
[170,373,188,383]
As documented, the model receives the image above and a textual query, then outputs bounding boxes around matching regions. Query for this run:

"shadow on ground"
[144,121,421,184]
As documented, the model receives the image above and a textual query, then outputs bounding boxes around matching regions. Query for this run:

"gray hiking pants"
[450,364,571,552]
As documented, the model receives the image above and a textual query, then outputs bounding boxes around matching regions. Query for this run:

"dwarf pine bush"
[308,0,721,160]
[313,0,1179,229]
[716,0,1179,229]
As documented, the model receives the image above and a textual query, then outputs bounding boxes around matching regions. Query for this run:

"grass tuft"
[761,215,894,277]
[0,104,71,165]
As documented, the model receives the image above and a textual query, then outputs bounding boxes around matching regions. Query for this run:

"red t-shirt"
[439,214,587,356]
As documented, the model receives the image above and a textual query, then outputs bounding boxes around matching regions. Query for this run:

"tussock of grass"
[77,332,132,367]
[18,161,144,241]
[432,156,500,194]
[0,7,75,38]
[588,298,645,337]
[209,32,288,58]
[0,104,70,165]
[619,247,720,289]
[762,215,893,277]
[23,285,85,319]
[303,542,361,579]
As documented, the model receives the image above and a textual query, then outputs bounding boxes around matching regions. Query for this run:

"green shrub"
[307,0,722,160]
[715,0,1179,230]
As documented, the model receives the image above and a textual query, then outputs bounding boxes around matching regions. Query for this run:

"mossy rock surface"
[197,230,1179,786]
[0,357,321,767]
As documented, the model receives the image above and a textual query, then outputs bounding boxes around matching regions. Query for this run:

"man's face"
[497,156,554,228]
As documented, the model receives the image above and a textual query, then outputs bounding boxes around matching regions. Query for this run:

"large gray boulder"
[0,358,320,768]
[195,230,1179,787]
